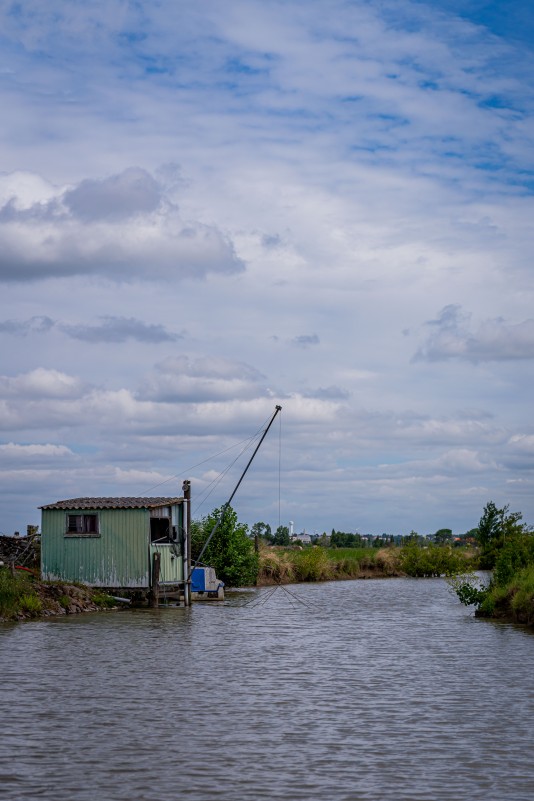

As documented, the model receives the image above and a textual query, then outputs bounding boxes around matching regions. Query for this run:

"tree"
[476,501,526,568]
[273,525,290,546]
[476,501,502,549]
[191,505,258,587]
[434,528,453,545]
[251,521,272,543]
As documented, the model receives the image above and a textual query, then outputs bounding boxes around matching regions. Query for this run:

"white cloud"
[415,305,534,362]
[0,368,86,399]
[138,356,269,403]
[0,442,75,461]
[0,168,244,282]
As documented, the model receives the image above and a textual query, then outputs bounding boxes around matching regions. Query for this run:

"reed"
[0,567,41,620]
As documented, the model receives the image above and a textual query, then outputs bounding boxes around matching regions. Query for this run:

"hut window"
[66,514,100,536]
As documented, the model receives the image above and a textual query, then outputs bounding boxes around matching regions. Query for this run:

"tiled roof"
[40,497,183,510]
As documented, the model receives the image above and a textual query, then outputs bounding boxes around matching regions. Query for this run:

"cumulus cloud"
[0,442,75,463]
[0,368,86,399]
[0,168,244,283]
[502,434,534,470]
[62,169,161,222]
[138,356,269,402]
[414,305,534,362]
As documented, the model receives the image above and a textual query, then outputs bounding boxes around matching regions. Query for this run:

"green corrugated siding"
[41,508,150,587]
[149,544,183,584]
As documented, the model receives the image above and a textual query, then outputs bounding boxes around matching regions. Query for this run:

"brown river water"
[1,577,533,801]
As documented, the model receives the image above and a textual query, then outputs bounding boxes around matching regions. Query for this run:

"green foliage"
[0,568,41,619]
[92,592,117,608]
[402,531,425,546]
[334,557,362,578]
[325,547,373,563]
[272,525,290,546]
[449,502,534,619]
[58,594,71,610]
[291,547,333,582]
[399,543,471,577]
[251,521,272,542]
[447,572,489,607]
[509,565,534,623]
[192,505,258,587]
[330,531,362,548]
[434,528,453,544]
[19,594,42,617]
[492,533,534,586]
[476,501,527,568]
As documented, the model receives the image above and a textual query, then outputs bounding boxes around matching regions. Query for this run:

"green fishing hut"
[40,488,191,603]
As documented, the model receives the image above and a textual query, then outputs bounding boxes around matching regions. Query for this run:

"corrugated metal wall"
[41,508,150,587]
[149,544,183,584]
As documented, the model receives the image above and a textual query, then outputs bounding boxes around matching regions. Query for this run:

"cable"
[278,410,282,529]
[139,420,272,495]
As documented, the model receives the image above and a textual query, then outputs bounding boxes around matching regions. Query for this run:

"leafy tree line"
[250,523,478,548]
[451,501,534,622]
[190,500,534,597]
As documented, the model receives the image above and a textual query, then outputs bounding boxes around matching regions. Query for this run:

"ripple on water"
[1,578,533,801]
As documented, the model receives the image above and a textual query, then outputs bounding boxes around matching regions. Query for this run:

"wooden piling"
[149,552,161,608]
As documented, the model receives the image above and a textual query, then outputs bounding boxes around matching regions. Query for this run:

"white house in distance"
[290,523,312,545]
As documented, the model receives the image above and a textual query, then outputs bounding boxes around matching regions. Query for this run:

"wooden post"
[149,552,161,608]
[182,479,191,607]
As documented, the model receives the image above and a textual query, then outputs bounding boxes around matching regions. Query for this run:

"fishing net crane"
[188,405,282,582]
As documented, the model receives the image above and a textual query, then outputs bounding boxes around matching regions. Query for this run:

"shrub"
[509,565,534,623]
[0,568,39,619]
[92,592,117,608]
[292,547,333,582]
[448,572,489,608]
[400,543,472,577]
[19,594,42,617]
[192,505,258,587]
[258,550,295,584]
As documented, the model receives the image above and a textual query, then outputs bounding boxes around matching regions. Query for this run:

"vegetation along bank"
[3,500,533,626]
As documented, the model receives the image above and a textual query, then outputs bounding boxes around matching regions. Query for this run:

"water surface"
[1,578,533,800]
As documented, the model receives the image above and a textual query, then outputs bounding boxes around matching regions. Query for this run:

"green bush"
[335,557,361,578]
[292,547,333,582]
[509,565,534,623]
[400,543,471,577]
[192,505,258,587]
[19,594,42,617]
[450,576,488,607]
[0,568,38,619]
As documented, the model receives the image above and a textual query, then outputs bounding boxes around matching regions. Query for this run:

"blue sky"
[1,0,533,536]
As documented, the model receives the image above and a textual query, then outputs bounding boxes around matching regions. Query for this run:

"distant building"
[290,531,312,544]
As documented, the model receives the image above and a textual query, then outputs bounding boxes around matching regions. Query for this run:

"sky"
[1,0,533,537]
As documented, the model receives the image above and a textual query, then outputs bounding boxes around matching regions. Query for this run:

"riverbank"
[474,563,534,626]
[256,543,477,585]
[1,543,480,622]
[0,568,118,622]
